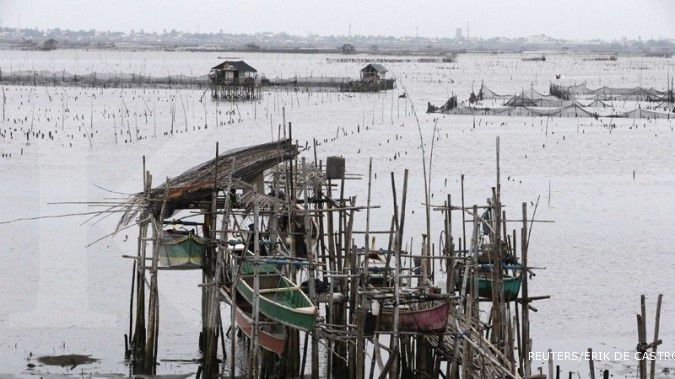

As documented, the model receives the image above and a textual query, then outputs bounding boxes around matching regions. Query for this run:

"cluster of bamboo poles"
[540,294,664,379]
[112,123,671,379]
[119,125,561,379]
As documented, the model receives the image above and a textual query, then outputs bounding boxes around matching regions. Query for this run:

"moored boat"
[371,300,451,332]
[233,292,286,355]
[158,229,205,268]
[476,275,521,301]
[455,270,522,302]
[236,250,317,331]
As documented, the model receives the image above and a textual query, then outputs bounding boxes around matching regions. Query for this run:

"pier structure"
[117,129,549,378]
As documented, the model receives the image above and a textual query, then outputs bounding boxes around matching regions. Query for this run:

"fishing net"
[551,82,673,102]
[0,69,209,88]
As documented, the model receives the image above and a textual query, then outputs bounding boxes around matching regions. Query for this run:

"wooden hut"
[209,60,258,100]
[42,39,58,51]
[360,63,388,82]
[341,63,394,92]
[340,43,355,54]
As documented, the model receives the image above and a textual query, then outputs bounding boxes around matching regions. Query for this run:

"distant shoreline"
[1,45,673,59]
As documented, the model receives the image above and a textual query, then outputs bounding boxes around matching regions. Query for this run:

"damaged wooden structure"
[115,129,550,378]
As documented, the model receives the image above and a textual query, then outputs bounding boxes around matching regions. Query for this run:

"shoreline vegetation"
[0,26,673,57]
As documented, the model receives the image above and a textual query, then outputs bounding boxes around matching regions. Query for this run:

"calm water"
[0,50,674,377]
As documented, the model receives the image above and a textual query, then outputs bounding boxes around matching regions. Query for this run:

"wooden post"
[650,294,663,379]
[364,158,372,287]
[547,348,554,379]
[203,143,221,378]
[229,181,239,379]
[461,174,467,255]
[127,157,145,360]
[145,180,169,373]
[302,158,320,379]
[250,197,261,379]
[132,170,151,370]
[355,159,371,379]
[637,296,647,379]
[521,202,531,377]
[325,177,345,377]
[588,348,596,379]
[389,169,409,379]
[220,166,234,374]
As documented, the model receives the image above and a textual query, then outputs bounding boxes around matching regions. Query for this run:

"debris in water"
[37,354,98,370]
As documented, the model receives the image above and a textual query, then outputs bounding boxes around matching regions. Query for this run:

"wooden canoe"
[158,230,205,268]
[376,301,450,332]
[455,273,522,302]
[477,275,521,301]
[236,251,317,331]
[233,292,286,355]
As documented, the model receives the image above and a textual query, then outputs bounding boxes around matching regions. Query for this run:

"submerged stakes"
[116,129,550,378]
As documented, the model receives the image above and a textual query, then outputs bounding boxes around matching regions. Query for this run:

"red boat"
[233,292,287,355]
[377,301,450,332]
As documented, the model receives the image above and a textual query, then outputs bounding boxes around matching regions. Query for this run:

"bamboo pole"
[144,179,169,373]
[548,348,554,379]
[302,158,320,379]
[250,197,261,379]
[637,296,647,379]
[393,169,409,378]
[133,171,151,367]
[521,202,531,377]
[203,143,221,377]
[356,158,373,379]
[127,156,146,360]
[461,175,467,255]
[588,348,596,379]
[650,294,663,379]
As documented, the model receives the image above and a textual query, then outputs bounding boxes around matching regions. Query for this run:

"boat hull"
[376,301,450,332]
[234,305,286,355]
[237,274,317,331]
[477,276,521,301]
[456,274,522,301]
[158,231,204,268]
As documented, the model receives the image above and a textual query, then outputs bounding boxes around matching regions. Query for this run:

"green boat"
[159,230,205,268]
[236,251,317,331]
[455,272,522,302]
[477,275,521,301]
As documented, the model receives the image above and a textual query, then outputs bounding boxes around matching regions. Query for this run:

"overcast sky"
[1,0,674,41]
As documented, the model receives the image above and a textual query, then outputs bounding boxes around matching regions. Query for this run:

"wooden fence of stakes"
[71,127,666,379]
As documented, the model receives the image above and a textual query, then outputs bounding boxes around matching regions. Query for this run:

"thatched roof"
[116,139,297,229]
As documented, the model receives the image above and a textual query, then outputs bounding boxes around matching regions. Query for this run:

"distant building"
[208,60,258,100]
[340,43,355,54]
[42,38,58,50]
[360,64,388,82]
[209,60,257,85]
[455,28,463,40]
[343,63,394,92]
[245,43,261,51]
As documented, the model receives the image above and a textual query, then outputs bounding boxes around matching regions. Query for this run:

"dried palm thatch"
[115,139,298,231]
[269,161,325,198]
